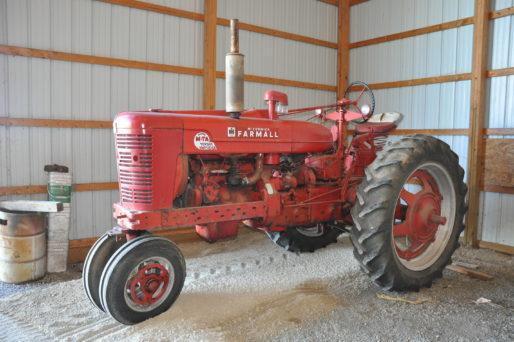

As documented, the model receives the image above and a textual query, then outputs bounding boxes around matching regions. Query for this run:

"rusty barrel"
[0,207,47,283]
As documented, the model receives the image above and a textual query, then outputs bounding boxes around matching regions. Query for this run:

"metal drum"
[0,206,47,284]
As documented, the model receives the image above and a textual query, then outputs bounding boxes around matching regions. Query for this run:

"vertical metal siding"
[215,0,337,110]
[351,0,513,246]
[479,0,514,246]
[1,0,337,239]
[0,0,203,239]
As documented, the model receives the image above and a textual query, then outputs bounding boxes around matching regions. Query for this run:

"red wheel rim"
[393,169,447,261]
[124,257,174,312]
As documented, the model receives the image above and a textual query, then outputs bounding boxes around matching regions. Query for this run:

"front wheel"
[350,135,467,291]
[99,236,186,325]
[83,233,126,311]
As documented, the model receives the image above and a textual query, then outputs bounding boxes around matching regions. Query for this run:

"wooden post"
[337,0,350,99]
[203,0,217,110]
[465,0,490,247]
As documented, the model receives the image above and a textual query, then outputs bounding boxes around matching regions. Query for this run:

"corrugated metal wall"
[350,0,514,247]
[216,0,337,109]
[479,0,514,246]
[350,0,474,178]
[0,0,338,239]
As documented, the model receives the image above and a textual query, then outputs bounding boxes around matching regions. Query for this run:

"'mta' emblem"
[193,132,217,150]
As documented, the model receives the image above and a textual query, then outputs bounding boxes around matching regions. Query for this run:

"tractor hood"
[114,111,334,154]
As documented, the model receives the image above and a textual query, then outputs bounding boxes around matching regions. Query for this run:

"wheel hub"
[125,260,172,310]
[394,170,447,261]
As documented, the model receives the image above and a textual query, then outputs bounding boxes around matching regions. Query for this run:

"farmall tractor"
[83,20,467,325]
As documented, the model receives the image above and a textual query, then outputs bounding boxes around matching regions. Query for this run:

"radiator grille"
[116,133,153,205]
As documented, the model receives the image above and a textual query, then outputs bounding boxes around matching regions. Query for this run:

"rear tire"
[350,135,467,291]
[267,223,341,253]
[99,236,186,325]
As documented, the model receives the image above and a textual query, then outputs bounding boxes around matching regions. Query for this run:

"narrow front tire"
[99,236,186,325]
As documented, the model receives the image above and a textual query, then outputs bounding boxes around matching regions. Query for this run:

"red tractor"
[83,20,467,325]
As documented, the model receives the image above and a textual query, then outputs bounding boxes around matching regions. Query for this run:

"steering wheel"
[343,81,375,122]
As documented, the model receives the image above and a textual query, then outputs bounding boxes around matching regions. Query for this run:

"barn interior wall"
[0,0,338,239]
[479,0,514,246]
[350,0,514,247]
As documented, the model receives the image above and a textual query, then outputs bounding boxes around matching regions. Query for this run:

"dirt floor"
[0,230,513,341]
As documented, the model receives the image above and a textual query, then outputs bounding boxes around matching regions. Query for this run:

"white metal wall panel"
[216,26,337,86]
[348,1,477,241]
[0,0,203,239]
[349,26,474,83]
[0,0,336,239]
[480,5,514,246]
[218,0,338,42]
[351,0,513,247]
[350,0,474,43]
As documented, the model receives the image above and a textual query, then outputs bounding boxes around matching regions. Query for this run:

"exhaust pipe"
[226,19,244,118]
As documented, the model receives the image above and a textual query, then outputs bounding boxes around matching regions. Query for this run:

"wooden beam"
[0,45,335,92]
[319,0,369,6]
[101,0,338,49]
[489,6,514,20]
[0,182,117,196]
[73,182,118,192]
[203,0,217,110]
[217,18,338,49]
[390,128,469,136]
[350,17,474,49]
[350,0,370,5]
[465,0,490,248]
[0,185,47,196]
[68,227,200,264]
[98,0,204,21]
[482,184,514,195]
[348,5,514,51]
[0,45,204,76]
[484,128,514,135]
[0,117,112,128]
[337,0,351,99]
[478,240,514,255]
[367,73,472,90]
[487,67,514,78]
[215,71,337,92]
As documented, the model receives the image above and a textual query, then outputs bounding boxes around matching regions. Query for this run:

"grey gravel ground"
[0,231,512,341]
[0,263,81,298]
[275,246,514,341]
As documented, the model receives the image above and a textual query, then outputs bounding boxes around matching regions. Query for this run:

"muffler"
[225,19,244,118]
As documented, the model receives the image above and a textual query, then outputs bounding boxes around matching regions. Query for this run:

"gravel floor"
[0,230,512,341]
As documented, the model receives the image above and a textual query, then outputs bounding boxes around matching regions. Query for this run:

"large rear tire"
[350,135,467,291]
[99,236,186,325]
[267,223,342,253]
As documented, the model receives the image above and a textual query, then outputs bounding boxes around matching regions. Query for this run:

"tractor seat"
[355,112,403,134]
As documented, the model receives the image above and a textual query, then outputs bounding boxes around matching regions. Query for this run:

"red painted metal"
[393,170,447,260]
[112,90,399,242]
[127,263,170,307]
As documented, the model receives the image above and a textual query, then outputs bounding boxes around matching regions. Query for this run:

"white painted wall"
[350,0,514,247]
[0,0,338,239]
